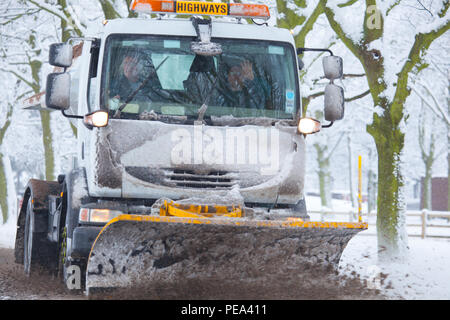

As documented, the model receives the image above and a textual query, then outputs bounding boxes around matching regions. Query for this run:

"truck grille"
[124,167,239,189]
[164,169,239,189]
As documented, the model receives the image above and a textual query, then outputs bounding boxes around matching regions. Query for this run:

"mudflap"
[86,215,366,296]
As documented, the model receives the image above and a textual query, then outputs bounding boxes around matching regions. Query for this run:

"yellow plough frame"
[159,200,243,218]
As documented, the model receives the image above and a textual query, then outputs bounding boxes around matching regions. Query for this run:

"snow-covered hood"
[86,119,305,204]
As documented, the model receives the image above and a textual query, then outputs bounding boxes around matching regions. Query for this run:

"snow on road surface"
[0,214,16,249]
[0,196,449,299]
[339,233,450,300]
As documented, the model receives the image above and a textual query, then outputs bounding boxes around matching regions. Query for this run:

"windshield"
[101,34,299,123]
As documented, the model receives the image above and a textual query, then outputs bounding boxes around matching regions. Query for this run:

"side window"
[88,78,97,108]
[88,39,100,110]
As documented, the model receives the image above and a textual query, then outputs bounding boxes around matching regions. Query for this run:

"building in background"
[421,177,448,211]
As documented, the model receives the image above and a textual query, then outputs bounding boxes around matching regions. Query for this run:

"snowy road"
[0,247,383,300]
[1,214,449,299]
[339,233,450,300]
[0,248,83,300]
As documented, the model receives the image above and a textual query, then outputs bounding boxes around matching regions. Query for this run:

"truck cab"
[80,18,305,205]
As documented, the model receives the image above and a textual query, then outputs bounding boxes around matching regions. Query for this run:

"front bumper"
[72,226,103,258]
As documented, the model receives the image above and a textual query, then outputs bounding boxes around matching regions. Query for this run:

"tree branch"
[320,0,363,59]
[412,83,450,125]
[338,0,359,8]
[363,0,383,44]
[0,68,35,89]
[98,0,122,20]
[26,0,83,36]
[325,131,346,160]
[415,0,434,17]
[392,17,450,123]
[295,2,324,49]
[345,89,371,102]
[386,0,402,16]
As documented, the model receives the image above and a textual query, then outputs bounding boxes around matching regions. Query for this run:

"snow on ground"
[307,195,450,300]
[0,214,16,249]
[339,234,450,300]
[0,195,449,299]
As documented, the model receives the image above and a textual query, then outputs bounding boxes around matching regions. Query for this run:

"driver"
[109,51,162,107]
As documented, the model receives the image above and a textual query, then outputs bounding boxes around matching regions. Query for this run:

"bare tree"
[412,62,450,210]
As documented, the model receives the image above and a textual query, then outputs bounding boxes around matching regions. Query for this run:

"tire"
[23,199,37,275]
[23,198,57,275]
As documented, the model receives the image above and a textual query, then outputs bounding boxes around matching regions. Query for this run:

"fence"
[308,209,450,239]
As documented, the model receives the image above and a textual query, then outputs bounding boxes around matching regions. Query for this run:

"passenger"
[183,55,219,105]
[220,59,270,109]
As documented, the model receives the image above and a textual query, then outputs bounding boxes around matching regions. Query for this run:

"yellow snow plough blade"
[86,203,367,295]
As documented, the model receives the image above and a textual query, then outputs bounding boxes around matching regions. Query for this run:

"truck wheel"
[23,199,37,275]
[23,197,58,275]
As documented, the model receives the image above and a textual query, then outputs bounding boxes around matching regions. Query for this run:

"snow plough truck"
[14,0,367,295]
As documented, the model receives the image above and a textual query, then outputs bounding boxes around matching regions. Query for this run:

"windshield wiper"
[139,110,188,124]
[210,116,296,127]
[114,56,170,119]
[196,74,219,124]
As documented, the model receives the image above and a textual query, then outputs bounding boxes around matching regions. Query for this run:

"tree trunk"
[39,110,55,181]
[423,170,432,210]
[367,170,377,213]
[418,102,436,211]
[315,144,332,209]
[27,35,55,182]
[422,138,434,210]
[0,154,8,223]
[0,105,12,224]
[368,113,408,260]
[367,149,377,214]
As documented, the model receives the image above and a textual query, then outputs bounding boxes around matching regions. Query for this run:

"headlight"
[298,117,321,135]
[79,208,123,224]
[83,110,109,128]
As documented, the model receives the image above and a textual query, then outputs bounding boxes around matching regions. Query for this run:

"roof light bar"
[130,0,270,20]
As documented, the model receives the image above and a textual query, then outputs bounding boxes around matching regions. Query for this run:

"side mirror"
[46,73,71,110]
[49,43,73,68]
[324,83,344,121]
[322,56,343,80]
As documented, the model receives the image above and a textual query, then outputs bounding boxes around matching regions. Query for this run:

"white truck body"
[15,6,361,295]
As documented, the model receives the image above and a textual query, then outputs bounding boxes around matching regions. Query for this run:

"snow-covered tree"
[319,0,449,259]
[411,53,449,210]
[0,0,136,223]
